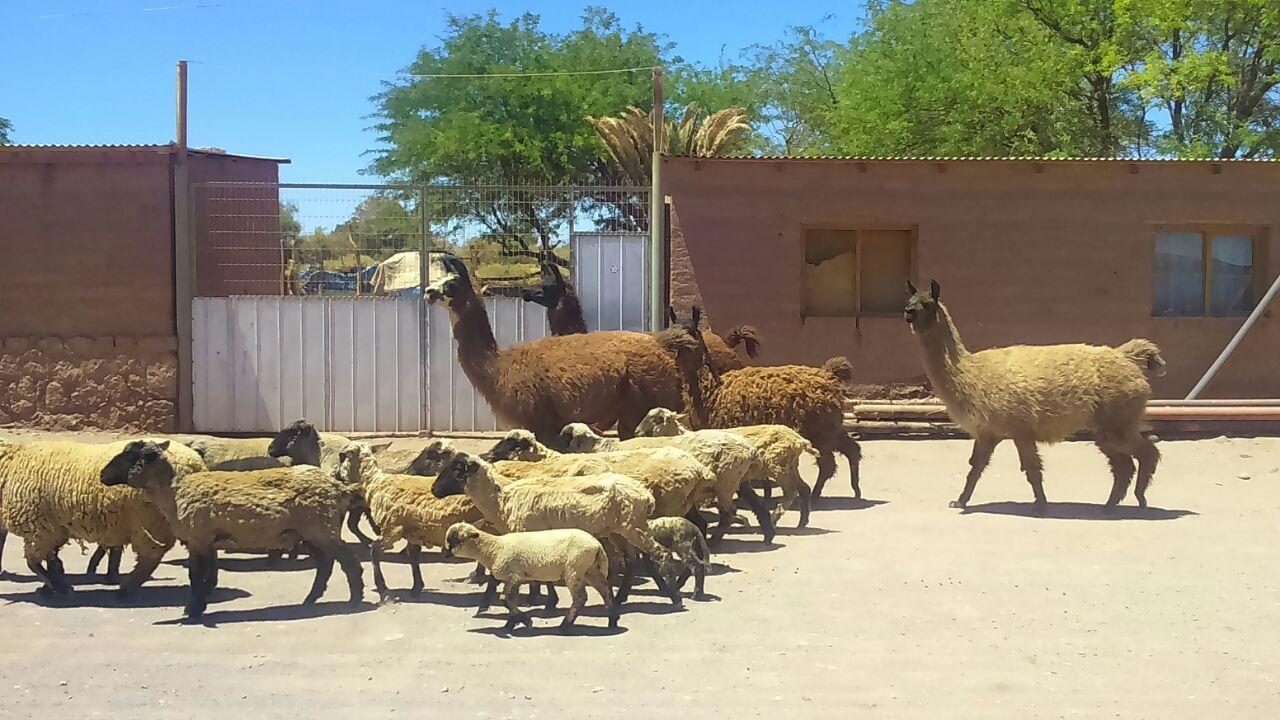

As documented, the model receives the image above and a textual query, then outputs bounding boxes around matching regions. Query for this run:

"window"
[1154,229,1260,317]
[802,228,913,317]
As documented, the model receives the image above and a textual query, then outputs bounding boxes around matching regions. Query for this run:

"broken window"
[803,228,913,317]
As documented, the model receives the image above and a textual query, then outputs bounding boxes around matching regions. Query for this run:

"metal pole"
[173,60,194,432]
[649,67,664,331]
[1185,271,1280,399]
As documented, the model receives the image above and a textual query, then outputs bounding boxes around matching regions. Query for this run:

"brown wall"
[665,157,1280,399]
[190,155,284,296]
[0,147,282,430]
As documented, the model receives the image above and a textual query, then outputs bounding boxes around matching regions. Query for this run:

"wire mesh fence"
[193,181,650,298]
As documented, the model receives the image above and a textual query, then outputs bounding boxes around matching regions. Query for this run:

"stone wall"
[0,336,178,432]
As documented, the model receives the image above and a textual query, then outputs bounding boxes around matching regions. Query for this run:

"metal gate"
[190,181,649,433]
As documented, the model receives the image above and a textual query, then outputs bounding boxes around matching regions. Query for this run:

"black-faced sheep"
[100,440,364,619]
[905,279,1165,513]
[443,521,617,632]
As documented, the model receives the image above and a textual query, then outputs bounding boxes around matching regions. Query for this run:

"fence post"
[418,185,430,432]
[649,68,665,331]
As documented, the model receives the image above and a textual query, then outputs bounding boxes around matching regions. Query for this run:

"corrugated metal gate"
[190,181,649,433]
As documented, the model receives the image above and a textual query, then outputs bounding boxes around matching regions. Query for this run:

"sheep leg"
[119,552,164,597]
[502,582,533,630]
[794,478,813,528]
[813,450,837,499]
[559,572,586,632]
[105,547,123,583]
[45,553,73,595]
[480,576,499,612]
[28,557,65,597]
[737,481,776,545]
[1013,438,1048,514]
[371,543,392,601]
[1097,441,1136,508]
[585,569,619,629]
[184,550,211,619]
[953,436,1000,509]
[303,546,335,605]
[683,507,709,540]
[541,583,559,609]
[406,544,425,595]
[710,505,734,545]
[347,508,376,545]
[468,562,488,584]
[614,542,636,606]
[0,530,6,577]
[331,542,364,604]
[840,434,863,499]
[87,546,108,577]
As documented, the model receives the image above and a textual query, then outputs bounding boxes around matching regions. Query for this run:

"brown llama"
[518,263,761,373]
[424,254,703,444]
[904,280,1165,514]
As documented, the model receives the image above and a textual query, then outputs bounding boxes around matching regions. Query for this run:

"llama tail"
[724,325,762,358]
[822,356,855,385]
[1117,339,1166,378]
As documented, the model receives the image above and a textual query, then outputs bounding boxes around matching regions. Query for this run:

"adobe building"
[0,144,287,430]
[664,155,1278,398]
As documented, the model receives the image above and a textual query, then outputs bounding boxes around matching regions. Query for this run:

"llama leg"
[1097,441,1136,508]
[1129,436,1161,508]
[953,436,999,509]
[840,434,863,499]
[813,450,837,499]
[1013,438,1048,513]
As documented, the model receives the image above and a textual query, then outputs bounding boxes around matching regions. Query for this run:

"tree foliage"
[0,117,12,145]
[589,104,752,185]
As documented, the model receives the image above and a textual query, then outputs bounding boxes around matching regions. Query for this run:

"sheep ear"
[155,440,170,451]
[930,279,940,300]
[906,280,918,295]
[369,440,393,453]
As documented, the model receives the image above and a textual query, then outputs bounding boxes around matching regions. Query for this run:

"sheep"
[100,440,364,619]
[558,422,776,545]
[905,279,1164,513]
[430,452,682,607]
[267,420,379,544]
[423,253,706,443]
[635,407,817,528]
[0,437,198,596]
[336,442,482,601]
[604,516,712,603]
[443,521,617,632]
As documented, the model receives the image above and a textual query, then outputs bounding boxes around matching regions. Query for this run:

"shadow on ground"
[159,599,376,626]
[0,584,249,609]
[815,498,888,511]
[961,501,1197,521]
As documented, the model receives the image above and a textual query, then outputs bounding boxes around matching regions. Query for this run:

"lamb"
[443,521,617,632]
[558,422,776,544]
[424,253,706,442]
[336,443,482,600]
[636,407,817,528]
[0,437,197,595]
[604,516,712,602]
[430,452,682,606]
[100,440,364,619]
[905,279,1164,513]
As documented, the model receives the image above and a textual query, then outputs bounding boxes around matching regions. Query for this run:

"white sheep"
[0,437,200,596]
[443,521,617,632]
[337,443,482,600]
[430,452,682,607]
[558,422,775,545]
[100,440,364,619]
[636,407,817,528]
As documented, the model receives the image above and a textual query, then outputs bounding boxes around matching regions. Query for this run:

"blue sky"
[3,0,863,187]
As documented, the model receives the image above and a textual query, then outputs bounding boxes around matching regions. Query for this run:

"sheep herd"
[0,261,1171,633]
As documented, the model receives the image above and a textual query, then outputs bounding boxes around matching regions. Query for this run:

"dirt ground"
[1,429,1278,719]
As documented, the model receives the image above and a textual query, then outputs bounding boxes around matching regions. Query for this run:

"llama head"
[424,254,473,308]
[100,439,174,490]
[520,261,568,309]
[268,418,322,466]
[904,279,942,332]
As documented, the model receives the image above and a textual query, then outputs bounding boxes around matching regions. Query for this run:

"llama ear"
[691,306,702,328]
[667,306,678,325]
[930,279,940,300]
[442,255,468,278]
[906,280,918,295]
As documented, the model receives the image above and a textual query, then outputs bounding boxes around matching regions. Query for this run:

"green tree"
[0,117,12,145]
[369,8,669,251]
[748,23,848,154]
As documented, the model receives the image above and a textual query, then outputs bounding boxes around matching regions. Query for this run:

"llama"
[904,279,1164,513]
[424,254,704,443]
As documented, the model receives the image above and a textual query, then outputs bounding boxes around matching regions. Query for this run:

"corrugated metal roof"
[0,143,290,163]
[668,154,1278,163]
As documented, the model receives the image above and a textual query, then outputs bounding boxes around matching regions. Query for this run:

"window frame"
[1151,224,1267,318]
[800,224,919,319]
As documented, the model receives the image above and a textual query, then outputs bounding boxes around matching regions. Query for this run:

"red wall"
[665,157,1280,399]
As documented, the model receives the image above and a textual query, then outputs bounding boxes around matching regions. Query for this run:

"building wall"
[664,157,1280,398]
[190,155,284,296]
[0,147,282,431]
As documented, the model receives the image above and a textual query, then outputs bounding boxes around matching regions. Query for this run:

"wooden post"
[649,67,664,330]
[174,60,195,432]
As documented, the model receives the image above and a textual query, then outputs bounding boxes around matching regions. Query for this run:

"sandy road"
[1,431,1277,719]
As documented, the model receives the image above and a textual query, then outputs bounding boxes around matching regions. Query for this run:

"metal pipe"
[1186,270,1280,399]
[649,67,664,331]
